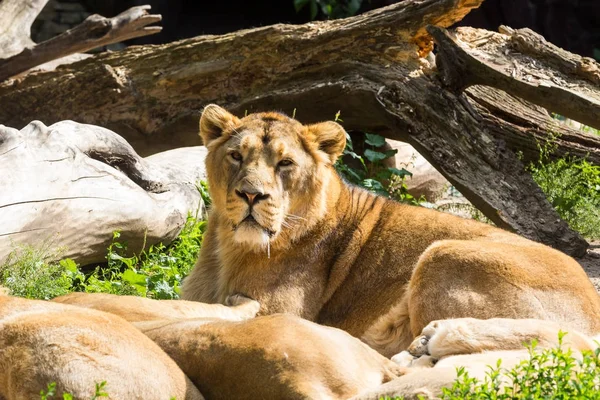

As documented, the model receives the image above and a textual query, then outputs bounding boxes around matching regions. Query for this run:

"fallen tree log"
[0,121,206,265]
[0,0,597,256]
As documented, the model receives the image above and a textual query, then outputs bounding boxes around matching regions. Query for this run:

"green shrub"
[528,138,600,239]
[442,335,600,399]
[83,216,205,299]
[334,127,420,204]
[380,335,600,399]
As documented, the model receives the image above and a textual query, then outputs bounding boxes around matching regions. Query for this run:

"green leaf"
[122,269,147,287]
[293,0,310,12]
[309,0,318,19]
[344,131,353,150]
[384,149,398,158]
[361,179,387,194]
[59,258,78,273]
[364,133,386,147]
[364,148,387,163]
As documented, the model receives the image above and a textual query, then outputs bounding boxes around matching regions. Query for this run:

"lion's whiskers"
[285,213,307,222]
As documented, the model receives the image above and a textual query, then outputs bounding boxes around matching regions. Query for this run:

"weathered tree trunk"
[0,121,206,265]
[1,0,598,256]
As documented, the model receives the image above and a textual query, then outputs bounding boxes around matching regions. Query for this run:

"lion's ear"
[199,104,241,147]
[306,121,347,164]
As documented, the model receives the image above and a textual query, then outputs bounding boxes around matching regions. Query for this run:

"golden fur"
[182,105,600,357]
[55,293,404,399]
[0,293,203,400]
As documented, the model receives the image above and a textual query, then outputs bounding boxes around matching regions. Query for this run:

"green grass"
[0,245,79,300]
[0,214,205,300]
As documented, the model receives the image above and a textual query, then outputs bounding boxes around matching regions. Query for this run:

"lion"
[0,292,203,400]
[181,104,600,357]
[50,291,600,399]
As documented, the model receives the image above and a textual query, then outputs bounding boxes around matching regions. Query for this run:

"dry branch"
[0,0,595,256]
[0,4,161,81]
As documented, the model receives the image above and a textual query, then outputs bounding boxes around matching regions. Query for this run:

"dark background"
[59,0,600,60]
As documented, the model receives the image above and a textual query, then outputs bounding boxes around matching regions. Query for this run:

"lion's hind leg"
[407,239,600,338]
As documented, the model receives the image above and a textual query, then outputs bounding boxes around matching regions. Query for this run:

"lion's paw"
[391,351,437,368]
[408,320,443,357]
[408,334,431,357]
[225,293,260,319]
[391,351,416,367]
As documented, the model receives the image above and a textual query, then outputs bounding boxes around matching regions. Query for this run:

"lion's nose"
[235,189,270,206]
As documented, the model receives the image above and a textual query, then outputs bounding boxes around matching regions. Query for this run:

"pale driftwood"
[0,0,595,256]
[0,2,161,81]
[0,121,206,266]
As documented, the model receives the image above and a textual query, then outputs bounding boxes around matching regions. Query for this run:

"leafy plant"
[334,126,419,204]
[0,214,205,300]
[197,180,212,210]
[442,334,600,399]
[294,0,363,19]
[40,381,107,400]
[528,136,600,239]
[378,334,600,399]
[82,215,206,299]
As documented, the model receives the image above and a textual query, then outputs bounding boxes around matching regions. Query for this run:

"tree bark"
[429,25,600,132]
[0,0,597,256]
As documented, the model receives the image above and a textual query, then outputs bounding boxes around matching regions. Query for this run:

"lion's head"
[200,105,346,250]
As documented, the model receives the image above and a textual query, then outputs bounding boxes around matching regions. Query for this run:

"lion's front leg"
[224,293,261,319]
[401,317,597,361]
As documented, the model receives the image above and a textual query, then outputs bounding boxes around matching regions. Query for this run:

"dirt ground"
[579,241,600,291]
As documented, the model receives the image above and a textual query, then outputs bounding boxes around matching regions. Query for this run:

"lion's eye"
[278,159,294,167]
[230,151,243,162]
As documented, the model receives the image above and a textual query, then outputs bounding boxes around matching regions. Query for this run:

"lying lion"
[54,292,404,400]
[0,293,203,400]
[181,105,600,356]
[53,293,599,399]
